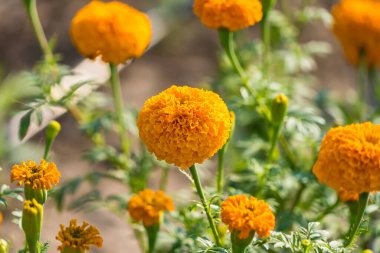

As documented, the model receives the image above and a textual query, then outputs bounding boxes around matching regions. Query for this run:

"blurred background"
[0,0,360,252]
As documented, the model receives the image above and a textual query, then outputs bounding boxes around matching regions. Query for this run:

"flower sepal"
[231,230,255,253]
[22,199,43,253]
[61,247,82,253]
[145,223,160,253]
[24,185,47,205]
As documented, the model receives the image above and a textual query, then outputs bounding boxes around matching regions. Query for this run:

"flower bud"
[362,250,374,253]
[231,230,255,253]
[0,239,9,253]
[46,120,61,141]
[270,94,288,127]
[24,184,47,205]
[22,199,43,253]
[301,239,311,247]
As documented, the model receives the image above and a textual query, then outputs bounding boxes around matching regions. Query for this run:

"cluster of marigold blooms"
[3,0,380,252]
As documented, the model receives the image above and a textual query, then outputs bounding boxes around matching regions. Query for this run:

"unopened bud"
[0,239,9,253]
[22,199,43,252]
[271,94,288,126]
[46,120,61,142]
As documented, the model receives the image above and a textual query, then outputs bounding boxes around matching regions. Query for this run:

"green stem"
[110,64,131,159]
[189,165,222,246]
[315,198,339,222]
[217,146,226,195]
[145,224,160,253]
[261,0,276,78]
[344,192,370,247]
[218,29,256,96]
[159,166,170,191]
[23,0,53,60]
[289,183,306,213]
[26,239,39,253]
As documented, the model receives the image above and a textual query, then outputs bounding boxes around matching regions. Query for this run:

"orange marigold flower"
[128,189,174,226]
[221,195,275,239]
[11,160,61,190]
[137,85,232,169]
[194,0,263,31]
[56,219,103,253]
[313,122,380,193]
[70,0,152,64]
[337,188,359,202]
[0,211,2,225]
[332,0,380,67]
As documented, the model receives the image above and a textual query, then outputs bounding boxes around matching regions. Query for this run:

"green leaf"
[19,110,32,140]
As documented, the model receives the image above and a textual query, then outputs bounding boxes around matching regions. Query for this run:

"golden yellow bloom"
[0,212,2,225]
[221,195,275,239]
[70,0,152,64]
[137,85,232,169]
[337,188,359,202]
[194,0,263,31]
[128,189,174,226]
[332,0,380,67]
[313,122,380,193]
[11,160,61,190]
[56,219,103,253]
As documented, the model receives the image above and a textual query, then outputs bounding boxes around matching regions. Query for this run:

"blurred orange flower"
[313,122,380,193]
[11,160,61,190]
[70,0,152,64]
[194,0,263,31]
[332,0,380,67]
[221,195,275,239]
[56,219,103,253]
[137,85,232,169]
[128,189,174,226]
[337,188,359,202]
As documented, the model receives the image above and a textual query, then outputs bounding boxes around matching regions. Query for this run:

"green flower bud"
[270,94,289,127]
[22,199,43,253]
[362,250,374,253]
[301,239,311,247]
[231,230,255,253]
[0,239,9,253]
[24,185,47,205]
[44,120,61,160]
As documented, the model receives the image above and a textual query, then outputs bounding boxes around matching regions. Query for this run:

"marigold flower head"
[137,85,232,169]
[332,0,380,67]
[128,189,174,226]
[70,0,152,64]
[313,122,380,193]
[56,219,103,253]
[194,0,263,31]
[11,160,61,190]
[221,195,275,239]
[337,188,359,202]
[0,212,2,225]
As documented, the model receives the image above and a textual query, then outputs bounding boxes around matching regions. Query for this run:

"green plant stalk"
[217,146,226,195]
[110,64,131,159]
[218,29,256,96]
[315,198,339,222]
[145,224,160,253]
[344,192,370,247]
[189,165,222,246]
[261,0,276,78]
[23,0,53,60]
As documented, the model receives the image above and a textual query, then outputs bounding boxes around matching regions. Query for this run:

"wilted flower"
[70,0,152,64]
[128,189,174,226]
[56,219,103,253]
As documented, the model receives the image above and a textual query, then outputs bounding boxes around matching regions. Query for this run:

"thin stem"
[315,198,339,222]
[23,0,53,60]
[109,64,131,159]
[189,165,222,246]
[219,29,256,96]
[217,146,226,195]
[261,0,276,78]
[289,183,306,213]
[344,192,370,247]
[159,166,170,191]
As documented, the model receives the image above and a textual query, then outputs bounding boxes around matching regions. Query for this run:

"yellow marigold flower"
[337,188,359,202]
[332,0,380,67]
[70,0,152,64]
[128,189,174,226]
[221,195,275,239]
[194,0,263,31]
[137,85,232,169]
[56,219,103,253]
[10,160,61,190]
[313,122,380,193]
